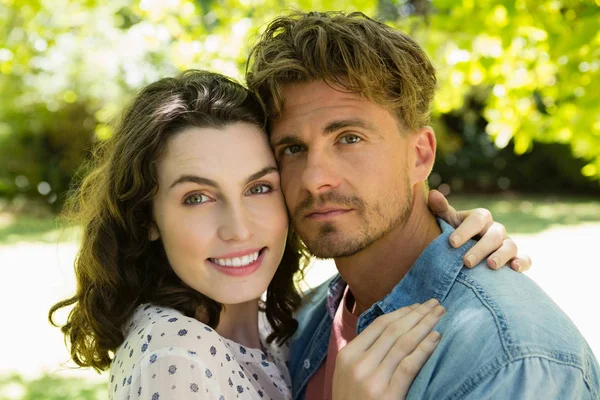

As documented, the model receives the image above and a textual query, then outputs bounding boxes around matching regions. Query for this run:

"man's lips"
[305,208,353,220]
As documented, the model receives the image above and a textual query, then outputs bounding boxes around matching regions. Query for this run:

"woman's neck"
[215,299,262,349]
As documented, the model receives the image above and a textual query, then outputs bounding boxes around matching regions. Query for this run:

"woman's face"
[150,122,289,306]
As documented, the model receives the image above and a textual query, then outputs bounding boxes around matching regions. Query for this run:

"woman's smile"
[207,247,267,277]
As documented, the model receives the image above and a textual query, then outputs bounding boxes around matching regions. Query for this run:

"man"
[246,11,600,399]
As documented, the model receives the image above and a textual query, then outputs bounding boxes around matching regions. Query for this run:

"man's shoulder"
[449,265,582,348]
[412,265,599,398]
[445,265,594,362]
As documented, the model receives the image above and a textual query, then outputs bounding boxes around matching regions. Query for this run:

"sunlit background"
[1,0,599,398]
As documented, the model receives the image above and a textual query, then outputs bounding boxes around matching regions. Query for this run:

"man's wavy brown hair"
[48,70,309,372]
[246,11,437,131]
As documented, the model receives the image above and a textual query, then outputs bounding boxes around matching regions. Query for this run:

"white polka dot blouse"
[109,304,292,399]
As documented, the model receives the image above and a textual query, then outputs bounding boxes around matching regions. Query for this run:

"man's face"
[270,80,416,258]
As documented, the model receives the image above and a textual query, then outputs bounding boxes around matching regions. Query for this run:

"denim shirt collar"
[325,275,346,318]
[325,218,475,333]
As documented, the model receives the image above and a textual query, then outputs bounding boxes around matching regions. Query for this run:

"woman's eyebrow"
[244,166,279,185]
[169,166,278,191]
[169,175,218,190]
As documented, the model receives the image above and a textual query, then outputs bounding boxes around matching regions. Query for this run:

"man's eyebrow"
[169,175,218,190]
[270,119,376,148]
[323,119,376,135]
[271,135,303,149]
[244,166,278,185]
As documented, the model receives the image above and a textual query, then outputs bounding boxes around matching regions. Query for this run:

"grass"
[0,374,106,400]
[0,215,79,245]
[446,194,600,234]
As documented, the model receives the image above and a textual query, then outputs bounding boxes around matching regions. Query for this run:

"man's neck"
[335,193,441,315]
[215,300,262,349]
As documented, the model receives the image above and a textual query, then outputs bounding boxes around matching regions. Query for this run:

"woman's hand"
[428,190,532,272]
[332,299,444,400]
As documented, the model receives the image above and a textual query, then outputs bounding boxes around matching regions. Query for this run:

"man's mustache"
[292,191,365,220]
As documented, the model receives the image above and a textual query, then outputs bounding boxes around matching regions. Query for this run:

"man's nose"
[300,148,341,195]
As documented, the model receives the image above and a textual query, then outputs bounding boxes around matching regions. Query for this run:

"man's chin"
[304,234,367,259]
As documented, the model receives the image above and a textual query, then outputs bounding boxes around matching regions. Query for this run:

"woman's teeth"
[211,251,260,267]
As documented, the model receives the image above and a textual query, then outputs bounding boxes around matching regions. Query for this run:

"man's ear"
[149,222,160,241]
[411,126,436,184]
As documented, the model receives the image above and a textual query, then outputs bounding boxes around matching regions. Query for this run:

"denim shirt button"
[303,359,311,369]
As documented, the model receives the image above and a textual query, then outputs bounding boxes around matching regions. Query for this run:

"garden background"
[0,0,599,398]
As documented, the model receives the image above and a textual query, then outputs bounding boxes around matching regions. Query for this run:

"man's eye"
[247,184,272,195]
[282,144,304,155]
[184,193,210,205]
[339,134,361,144]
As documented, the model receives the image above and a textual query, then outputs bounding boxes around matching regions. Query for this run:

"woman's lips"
[207,248,266,277]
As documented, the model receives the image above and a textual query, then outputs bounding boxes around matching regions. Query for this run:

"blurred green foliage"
[0,373,106,400]
[0,0,599,207]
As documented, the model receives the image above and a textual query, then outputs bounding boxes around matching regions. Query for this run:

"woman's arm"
[428,190,531,272]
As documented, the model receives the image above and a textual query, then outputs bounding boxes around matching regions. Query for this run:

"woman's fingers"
[510,254,532,272]
[449,208,493,249]
[462,227,531,273]
[333,299,446,400]
[360,300,442,368]
[343,303,420,354]
[429,192,534,273]
[483,237,518,270]
[386,331,442,399]
[462,221,506,268]
[427,190,461,227]
[372,304,445,385]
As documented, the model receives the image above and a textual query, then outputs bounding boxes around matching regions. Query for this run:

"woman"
[49,70,528,399]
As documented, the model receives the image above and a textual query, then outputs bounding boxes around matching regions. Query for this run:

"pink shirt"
[305,286,358,400]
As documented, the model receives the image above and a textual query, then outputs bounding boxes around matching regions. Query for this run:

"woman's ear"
[149,222,160,241]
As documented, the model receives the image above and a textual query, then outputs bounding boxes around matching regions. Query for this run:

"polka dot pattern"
[109,304,291,399]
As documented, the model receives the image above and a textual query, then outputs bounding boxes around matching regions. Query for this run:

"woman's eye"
[184,193,210,205]
[339,134,361,144]
[247,184,272,195]
[282,144,304,155]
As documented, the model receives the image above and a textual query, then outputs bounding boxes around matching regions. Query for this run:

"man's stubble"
[291,173,413,259]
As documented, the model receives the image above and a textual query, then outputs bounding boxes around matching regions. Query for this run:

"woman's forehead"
[158,124,276,184]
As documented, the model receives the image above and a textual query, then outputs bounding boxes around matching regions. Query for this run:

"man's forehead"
[277,102,363,124]
[279,80,364,107]
[272,85,368,127]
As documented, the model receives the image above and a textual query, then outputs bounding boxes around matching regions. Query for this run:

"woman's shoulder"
[112,304,229,372]
[110,305,255,399]
[125,304,227,352]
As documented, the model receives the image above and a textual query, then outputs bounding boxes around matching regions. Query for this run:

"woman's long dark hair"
[48,70,309,372]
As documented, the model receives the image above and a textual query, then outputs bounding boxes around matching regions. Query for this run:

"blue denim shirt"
[289,219,600,399]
